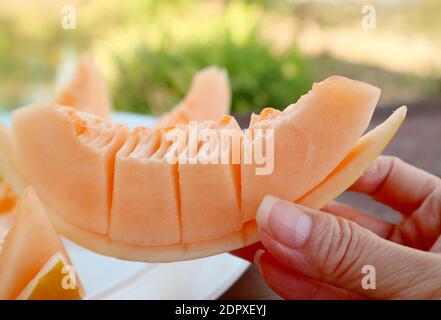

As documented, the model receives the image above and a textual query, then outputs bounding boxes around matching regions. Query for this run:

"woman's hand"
[234,156,441,299]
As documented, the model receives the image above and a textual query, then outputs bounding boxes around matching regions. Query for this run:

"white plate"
[0,111,249,300]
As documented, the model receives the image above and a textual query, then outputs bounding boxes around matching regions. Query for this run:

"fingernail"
[256,195,312,249]
[253,249,265,266]
[256,195,280,229]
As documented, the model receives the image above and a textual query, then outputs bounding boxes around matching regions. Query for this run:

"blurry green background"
[0,0,440,115]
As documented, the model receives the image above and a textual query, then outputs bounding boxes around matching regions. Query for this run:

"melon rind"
[48,206,259,262]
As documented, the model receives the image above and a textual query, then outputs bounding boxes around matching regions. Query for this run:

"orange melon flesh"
[57,54,111,117]
[40,106,404,262]
[298,106,407,209]
[12,104,129,234]
[0,182,16,214]
[249,108,282,126]
[0,187,72,299]
[179,116,242,243]
[109,128,181,246]
[156,66,231,128]
[241,76,380,221]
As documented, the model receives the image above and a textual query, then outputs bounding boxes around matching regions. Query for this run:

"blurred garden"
[0,0,440,115]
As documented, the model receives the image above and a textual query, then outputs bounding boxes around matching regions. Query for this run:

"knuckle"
[380,155,401,167]
[316,216,364,281]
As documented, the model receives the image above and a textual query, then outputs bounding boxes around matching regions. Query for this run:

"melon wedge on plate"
[155,66,231,128]
[7,76,406,262]
[0,187,82,300]
[57,54,111,117]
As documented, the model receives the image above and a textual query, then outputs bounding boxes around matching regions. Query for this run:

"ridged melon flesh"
[57,54,111,117]
[241,76,380,221]
[179,116,242,243]
[0,187,74,299]
[7,76,405,262]
[12,104,129,234]
[109,128,181,245]
[155,66,231,128]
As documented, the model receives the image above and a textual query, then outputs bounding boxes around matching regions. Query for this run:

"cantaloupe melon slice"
[12,104,129,234]
[40,105,405,262]
[7,76,405,262]
[16,252,81,300]
[241,76,380,221]
[155,66,231,128]
[0,187,81,299]
[57,54,111,117]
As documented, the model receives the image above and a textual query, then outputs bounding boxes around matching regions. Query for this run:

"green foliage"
[1,0,438,112]
[111,29,313,115]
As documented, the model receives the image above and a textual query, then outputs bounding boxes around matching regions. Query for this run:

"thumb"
[256,195,441,299]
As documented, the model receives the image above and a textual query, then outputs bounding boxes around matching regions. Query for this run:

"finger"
[231,242,265,263]
[350,156,441,215]
[254,249,363,300]
[430,236,441,253]
[323,201,394,239]
[256,195,441,299]
[389,185,441,250]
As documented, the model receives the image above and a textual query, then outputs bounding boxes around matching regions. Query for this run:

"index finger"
[350,155,441,215]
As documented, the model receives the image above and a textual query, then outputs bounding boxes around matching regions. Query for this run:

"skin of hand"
[233,156,441,299]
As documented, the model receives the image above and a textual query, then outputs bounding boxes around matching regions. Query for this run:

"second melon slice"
[0,187,81,299]
[156,66,231,127]
[57,54,111,117]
